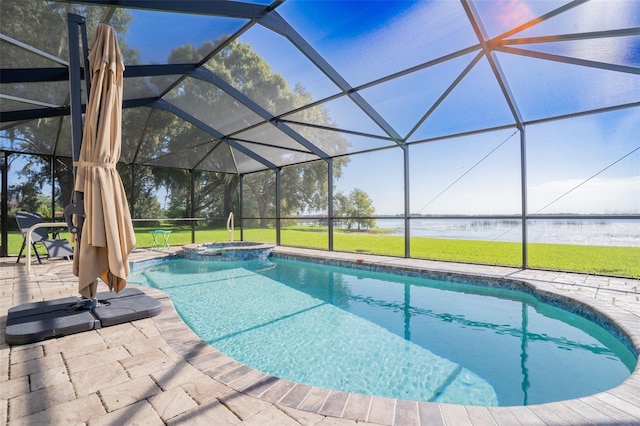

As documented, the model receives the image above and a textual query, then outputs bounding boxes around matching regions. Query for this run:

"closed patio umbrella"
[73,22,135,302]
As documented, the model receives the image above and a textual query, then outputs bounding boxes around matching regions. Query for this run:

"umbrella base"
[76,297,99,310]
[5,288,162,345]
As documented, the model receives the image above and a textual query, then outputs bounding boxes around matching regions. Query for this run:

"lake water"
[372,218,640,247]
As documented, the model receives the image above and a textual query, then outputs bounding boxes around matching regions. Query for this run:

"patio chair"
[15,211,74,264]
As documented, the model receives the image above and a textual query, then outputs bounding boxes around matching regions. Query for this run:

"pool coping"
[145,246,640,425]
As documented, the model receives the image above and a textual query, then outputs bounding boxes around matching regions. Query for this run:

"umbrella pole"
[67,14,94,309]
[67,13,89,243]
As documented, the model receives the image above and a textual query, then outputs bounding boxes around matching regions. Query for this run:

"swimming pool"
[128,255,636,406]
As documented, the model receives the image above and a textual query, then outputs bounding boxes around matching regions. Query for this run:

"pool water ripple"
[129,257,636,406]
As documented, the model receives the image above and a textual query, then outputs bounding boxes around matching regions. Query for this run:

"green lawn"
[241,227,640,278]
[5,226,639,278]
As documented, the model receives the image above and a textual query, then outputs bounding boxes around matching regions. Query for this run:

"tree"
[162,39,350,226]
[243,169,275,228]
[332,191,353,229]
[2,2,134,211]
[9,182,43,215]
[4,5,351,226]
[115,164,164,220]
[335,188,376,231]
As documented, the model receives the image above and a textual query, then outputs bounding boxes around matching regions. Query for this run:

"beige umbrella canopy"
[73,23,135,300]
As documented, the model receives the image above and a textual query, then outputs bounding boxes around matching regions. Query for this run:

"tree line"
[3,1,375,230]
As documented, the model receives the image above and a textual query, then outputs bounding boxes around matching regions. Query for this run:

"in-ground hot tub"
[182,241,275,261]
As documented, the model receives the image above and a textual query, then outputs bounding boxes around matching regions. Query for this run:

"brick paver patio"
[2,246,639,425]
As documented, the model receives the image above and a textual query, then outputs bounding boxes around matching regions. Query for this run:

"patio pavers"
[1,247,639,425]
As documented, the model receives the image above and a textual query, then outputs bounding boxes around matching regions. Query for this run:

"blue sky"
[270,1,640,215]
[334,110,639,216]
[124,10,245,63]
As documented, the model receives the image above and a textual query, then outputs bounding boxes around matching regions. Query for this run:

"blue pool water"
[128,256,636,406]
